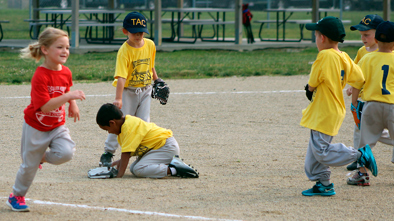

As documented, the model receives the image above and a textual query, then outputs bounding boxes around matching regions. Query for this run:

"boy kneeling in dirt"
[96,103,199,178]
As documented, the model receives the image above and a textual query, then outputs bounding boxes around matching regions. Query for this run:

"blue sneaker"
[358,144,378,177]
[6,193,29,212]
[302,182,336,196]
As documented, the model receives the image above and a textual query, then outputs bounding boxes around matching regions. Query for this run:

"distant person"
[301,17,377,196]
[7,27,85,212]
[345,14,394,172]
[99,12,168,167]
[243,3,255,44]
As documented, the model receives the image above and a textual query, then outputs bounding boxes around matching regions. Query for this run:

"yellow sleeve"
[308,55,323,88]
[114,43,130,80]
[349,58,366,90]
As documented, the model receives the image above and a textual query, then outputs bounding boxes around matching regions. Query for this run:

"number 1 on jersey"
[382,65,390,95]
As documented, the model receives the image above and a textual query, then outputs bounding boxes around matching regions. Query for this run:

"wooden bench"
[147,19,233,43]
[66,21,124,44]
[161,19,234,43]
[254,19,351,42]
[0,20,10,41]
[24,19,58,39]
[186,20,234,43]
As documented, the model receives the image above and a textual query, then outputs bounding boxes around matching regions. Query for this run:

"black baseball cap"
[306,16,346,43]
[375,21,394,42]
[350,14,384,31]
[123,12,149,35]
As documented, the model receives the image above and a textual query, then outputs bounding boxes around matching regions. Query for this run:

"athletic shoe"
[169,155,199,178]
[346,161,358,171]
[99,152,113,167]
[302,182,336,196]
[6,193,29,212]
[347,171,370,186]
[358,144,378,177]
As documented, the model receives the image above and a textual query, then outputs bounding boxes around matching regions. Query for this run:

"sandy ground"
[1,75,394,221]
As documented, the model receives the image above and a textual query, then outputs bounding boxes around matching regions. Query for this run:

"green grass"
[0,47,360,84]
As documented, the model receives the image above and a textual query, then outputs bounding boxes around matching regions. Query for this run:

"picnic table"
[26,9,125,43]
[140,8,234,43]
[255,8,348,42]
[0,20,10,42]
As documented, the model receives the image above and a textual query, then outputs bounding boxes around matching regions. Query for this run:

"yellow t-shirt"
[354,46,378,64]
[354,52,394,104]
[112,38,156,88]
[300,49,364,136]
[118,115,173,156]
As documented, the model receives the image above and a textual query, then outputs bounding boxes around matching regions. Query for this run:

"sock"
[358,171,366,176]
[320,180,331,186]
[356,151,362,160]
[170,167,177,176]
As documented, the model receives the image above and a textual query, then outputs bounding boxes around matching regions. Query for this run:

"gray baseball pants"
[305,130,359,182]
[105,85,152,154]
[13,122,75,196]
[130,136,180,178]
[353,124,394,148]
[358,101,394,163]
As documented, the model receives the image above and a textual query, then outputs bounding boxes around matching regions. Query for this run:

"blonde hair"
[20,27,68,62]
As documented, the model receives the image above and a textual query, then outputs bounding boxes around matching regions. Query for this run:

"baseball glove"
[152,78,170,105]
[304,84,313,101]
[350,100,364,130]
[88,166,118,179]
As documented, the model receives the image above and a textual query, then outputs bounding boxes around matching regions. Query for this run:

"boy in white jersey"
[345,14,394,171]
[348,21,394,186]
[99,12,168,166]
[301,17,377,196]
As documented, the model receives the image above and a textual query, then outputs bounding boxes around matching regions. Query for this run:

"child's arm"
[351,87,361,107]
[346,87,353,96]
[112,152,131,178]
[114,77,126,109]
[68,100,80,122]
[40,90,85,113]
[308,85,316,92]
[152,67,158,81]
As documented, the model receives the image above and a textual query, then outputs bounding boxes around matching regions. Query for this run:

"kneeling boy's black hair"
[96,103,123,126]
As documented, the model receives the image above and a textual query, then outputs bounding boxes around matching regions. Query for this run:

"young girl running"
[6,27,85,212]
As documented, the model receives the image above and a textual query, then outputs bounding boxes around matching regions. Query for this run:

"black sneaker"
[99,152,113,167]
[346,161,358,171]
[169,155,199,178]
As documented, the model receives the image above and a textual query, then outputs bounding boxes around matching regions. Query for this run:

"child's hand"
[346,87,353,96]
[68,101,80,122]
[68,90,86,101]
[113,99,122,109]
[111,159,120,169]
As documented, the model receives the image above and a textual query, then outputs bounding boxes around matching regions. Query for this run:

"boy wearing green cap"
[300,16,377,196]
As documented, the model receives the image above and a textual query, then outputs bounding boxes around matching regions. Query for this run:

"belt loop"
[135,88,142,95]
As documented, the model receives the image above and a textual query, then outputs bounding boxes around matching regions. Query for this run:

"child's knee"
[132,165,144,177]
[47,147,75,165]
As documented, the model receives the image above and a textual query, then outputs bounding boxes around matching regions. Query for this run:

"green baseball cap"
[306,16,346,43]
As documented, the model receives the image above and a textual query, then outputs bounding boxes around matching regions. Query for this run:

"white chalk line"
[0,196,241,221]
[0,90,304,99]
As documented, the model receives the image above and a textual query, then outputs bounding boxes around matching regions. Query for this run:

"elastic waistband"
[125,85,151,95]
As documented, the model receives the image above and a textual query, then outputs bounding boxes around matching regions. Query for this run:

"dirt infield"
[1,75,394,220]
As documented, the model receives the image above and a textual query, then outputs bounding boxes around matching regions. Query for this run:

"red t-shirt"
[24,66,73,131]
